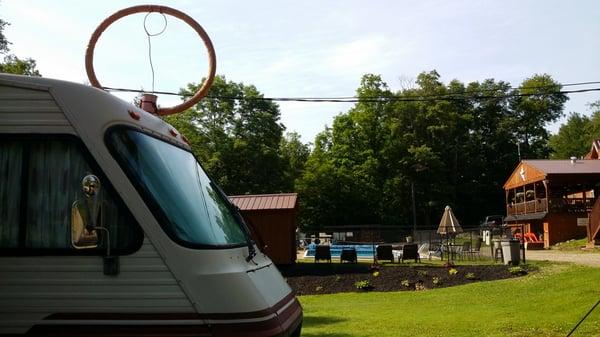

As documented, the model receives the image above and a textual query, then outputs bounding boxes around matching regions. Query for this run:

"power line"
[101,82,600,103]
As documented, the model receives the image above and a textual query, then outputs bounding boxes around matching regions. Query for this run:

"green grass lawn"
[298,262,600,337]
[551,238,600,253]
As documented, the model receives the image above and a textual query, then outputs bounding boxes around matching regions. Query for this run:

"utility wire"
[566,299,600,337]
[102,85,600,103]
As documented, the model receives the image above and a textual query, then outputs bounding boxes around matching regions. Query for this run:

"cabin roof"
[229,193,298,211]
[584,139,600,159]
[525,159,600,174]
[504,159,600,189]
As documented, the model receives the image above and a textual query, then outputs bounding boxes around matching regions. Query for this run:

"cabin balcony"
[506,198,547,216]
[506,197,595,216]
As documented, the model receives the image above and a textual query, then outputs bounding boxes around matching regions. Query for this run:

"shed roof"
[229,193,298,211]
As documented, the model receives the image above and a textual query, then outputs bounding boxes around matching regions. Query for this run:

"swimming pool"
[303,244,375,258]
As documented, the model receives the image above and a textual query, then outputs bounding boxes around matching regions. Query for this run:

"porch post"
[534,182,537,212]
[543,180,549,212]
[505,189,509,215]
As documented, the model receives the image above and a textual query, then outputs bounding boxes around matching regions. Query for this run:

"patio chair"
[401,243,421,263]
[429,243,442,259]
[314,245,331,263]
[376,244,394,263]
[459,242,471,260]
[340,248,357,263]
[417,243,431,260]
[466,239,482,260]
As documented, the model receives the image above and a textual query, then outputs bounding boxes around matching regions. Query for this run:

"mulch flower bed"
[281,262,526,295]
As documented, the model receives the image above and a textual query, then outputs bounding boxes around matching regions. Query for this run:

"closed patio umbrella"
[437,205,463,235]
[437,205,463,261]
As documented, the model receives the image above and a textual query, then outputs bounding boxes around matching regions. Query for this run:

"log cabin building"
[504,157,600,248]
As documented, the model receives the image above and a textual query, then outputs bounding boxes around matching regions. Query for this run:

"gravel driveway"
[524,250,600,267]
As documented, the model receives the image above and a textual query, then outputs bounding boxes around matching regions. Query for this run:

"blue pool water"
[304,244,375,258]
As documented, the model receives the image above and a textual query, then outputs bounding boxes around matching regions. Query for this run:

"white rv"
[0,73,302,336]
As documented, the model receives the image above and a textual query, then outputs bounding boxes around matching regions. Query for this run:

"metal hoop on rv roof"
[85,5,216,116]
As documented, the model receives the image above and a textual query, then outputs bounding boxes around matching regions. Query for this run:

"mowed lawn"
[298,263,600,337]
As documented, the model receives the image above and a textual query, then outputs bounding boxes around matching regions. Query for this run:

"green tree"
[279,132,310,191]
[297,71,568,232]
[549,113,591,159]
[0,17,8,54]
[508,74,567,159]
[584,101,600,143]
[165,75,288,195]
[0,54,40,76]
[0,12,41,76]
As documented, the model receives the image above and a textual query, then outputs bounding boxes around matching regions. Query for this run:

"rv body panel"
[0,239,197,334]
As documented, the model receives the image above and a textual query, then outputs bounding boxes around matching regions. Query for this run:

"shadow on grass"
[303,314,347,326]
[301,333,353,337]
[301,315,351,337]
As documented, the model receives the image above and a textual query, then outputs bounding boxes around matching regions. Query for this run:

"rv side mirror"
[71,202,99,249]
[70,175,102,249]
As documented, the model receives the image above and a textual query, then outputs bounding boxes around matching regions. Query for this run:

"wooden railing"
[588,198,600,245]
[507,198,547,215]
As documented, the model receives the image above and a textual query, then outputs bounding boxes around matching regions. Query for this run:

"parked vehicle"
[0,73,302,336]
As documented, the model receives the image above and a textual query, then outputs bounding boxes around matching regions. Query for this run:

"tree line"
[165,71,572,233]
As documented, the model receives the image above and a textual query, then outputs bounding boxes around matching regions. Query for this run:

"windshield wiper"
[234,205,257,262]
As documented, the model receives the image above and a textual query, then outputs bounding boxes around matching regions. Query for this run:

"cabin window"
[106,128,247,248]
[0,136,143,255]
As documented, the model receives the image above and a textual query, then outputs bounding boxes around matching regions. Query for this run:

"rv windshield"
[107,129,247,248]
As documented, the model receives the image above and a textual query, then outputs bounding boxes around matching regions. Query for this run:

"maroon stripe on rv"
[33,298,302,337]
[200,292,295,320]
[277,298,303,331]
[45,292,296,321]
[28,316,301,337]
[45,312,203,321]
[27,324,211,336]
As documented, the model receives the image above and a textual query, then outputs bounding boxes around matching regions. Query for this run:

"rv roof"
[0,73,190,150]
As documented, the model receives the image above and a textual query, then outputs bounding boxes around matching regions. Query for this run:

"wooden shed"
[229,193,299,265]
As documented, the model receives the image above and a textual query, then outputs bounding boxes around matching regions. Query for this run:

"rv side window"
[0,137,143,255]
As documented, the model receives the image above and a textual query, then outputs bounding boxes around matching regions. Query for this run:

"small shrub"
[465,272,477,280]
[508,266,527,276]
[415,280,426,291]
[355,280,373,291]
[315,286,323,292]
[444,261,456,268]
[372,271,380,277]
[401,279,410,288]
[432,276,442,286]
[448,268,459,276]
[417,270,428,277]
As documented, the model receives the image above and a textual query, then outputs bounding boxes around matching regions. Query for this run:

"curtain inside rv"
[0,142,23,248]
[25,141,90,248]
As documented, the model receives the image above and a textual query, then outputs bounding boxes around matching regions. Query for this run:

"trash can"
[501,239,520,265]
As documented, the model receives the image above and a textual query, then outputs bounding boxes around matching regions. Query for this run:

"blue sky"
[3,0,600,142]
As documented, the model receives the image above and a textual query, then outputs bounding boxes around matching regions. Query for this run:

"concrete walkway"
[524,250,600,267]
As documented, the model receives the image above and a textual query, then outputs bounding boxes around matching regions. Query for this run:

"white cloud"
[325,35,390,72]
